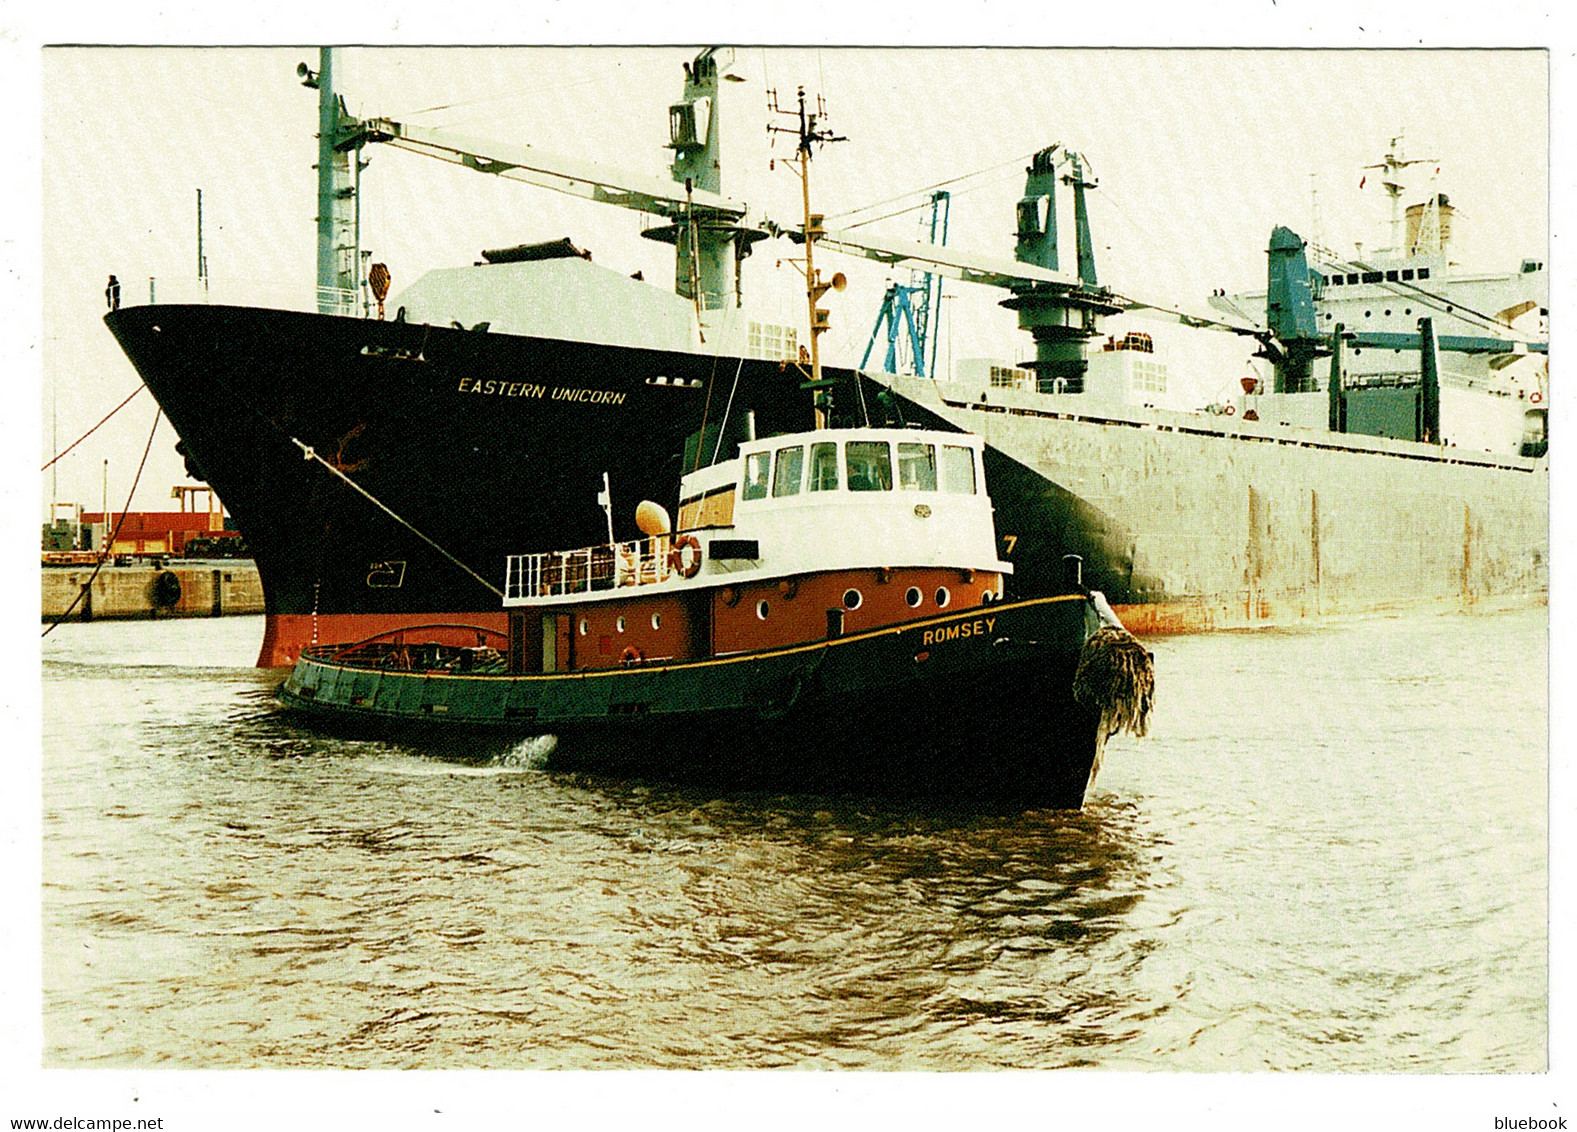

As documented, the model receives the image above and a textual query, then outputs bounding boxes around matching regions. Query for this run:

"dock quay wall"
[41,560,264,622]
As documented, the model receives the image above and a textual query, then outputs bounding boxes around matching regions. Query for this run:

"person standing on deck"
[105,275,121,311]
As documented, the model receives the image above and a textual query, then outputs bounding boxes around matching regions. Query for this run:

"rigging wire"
[42,405,163,638]
[289,437,504,599]
[393,73,616,125]
[828,152,1034,230]
[854,365,870,427]
[40,385,147,472]
[709,356,748,467]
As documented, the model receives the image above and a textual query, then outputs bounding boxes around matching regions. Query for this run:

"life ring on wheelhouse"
[668,534,703,579]
[620,646,643,666]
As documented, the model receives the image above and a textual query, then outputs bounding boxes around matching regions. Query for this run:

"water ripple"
[40,609,1547,1070]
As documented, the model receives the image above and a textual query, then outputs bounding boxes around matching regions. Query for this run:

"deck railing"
[505,536,675,600]
[136,276,365,317]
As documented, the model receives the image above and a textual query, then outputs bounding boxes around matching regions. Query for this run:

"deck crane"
[318,51,1542,422]
[788,146,1130,393]
[323,48,766,318]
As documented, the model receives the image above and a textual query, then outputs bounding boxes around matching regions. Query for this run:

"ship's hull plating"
[107,304,1548,666]
[880,373,1549,632]
[278,596,1105,808]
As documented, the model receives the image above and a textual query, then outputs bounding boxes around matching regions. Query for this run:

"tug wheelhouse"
[501,427,1011,671]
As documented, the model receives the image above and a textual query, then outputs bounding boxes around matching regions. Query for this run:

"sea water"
[38,607,1547,1071]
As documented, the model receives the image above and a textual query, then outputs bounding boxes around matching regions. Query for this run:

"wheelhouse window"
[807,442,839,491]
[845,441,892,492]
[772,446,804,497]
[940,445,977,494]
[896,443,937,491]
[742,451,770,501]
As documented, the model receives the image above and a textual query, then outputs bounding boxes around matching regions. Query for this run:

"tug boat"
[277,425,1153,807]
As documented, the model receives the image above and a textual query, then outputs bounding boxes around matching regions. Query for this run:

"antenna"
[196,188,209,292]
[1308,172,1322,250]
[767,85,847,428]
[1363,132,1436,255]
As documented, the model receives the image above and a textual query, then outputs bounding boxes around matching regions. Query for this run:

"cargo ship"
[103,49,1548,665]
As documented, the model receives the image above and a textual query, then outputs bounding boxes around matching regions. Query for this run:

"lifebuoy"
[1531,391,1543,404]
[668,534,702,579]
[1225,404,1236,416]
[152,570,182,608]
[620,646,643,666]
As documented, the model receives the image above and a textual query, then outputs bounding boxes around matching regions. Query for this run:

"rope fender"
[1073,625,1155,739]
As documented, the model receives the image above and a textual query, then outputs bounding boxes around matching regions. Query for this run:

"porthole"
[843,589,862,610]
[756,600,770,620]
[1404,308,1412,316]
[1364,310,1372,318]
[616,616,627,633]
[935,587,951,608]
[904,586,923,608]
[1383,309,1391,317]
[650,612,662,630]
[578,619,588,635]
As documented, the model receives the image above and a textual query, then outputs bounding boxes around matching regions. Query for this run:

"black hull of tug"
[278,596,1106,808]
[104,304,1142,664]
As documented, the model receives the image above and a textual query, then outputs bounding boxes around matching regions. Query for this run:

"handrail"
[505,534,678,599]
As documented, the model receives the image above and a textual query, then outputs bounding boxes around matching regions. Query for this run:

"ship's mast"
[302,49,364,315]
[768,85,845,428]
[1364,133,1435,256]
[643,49,767,313]
[1001,146,1121,391]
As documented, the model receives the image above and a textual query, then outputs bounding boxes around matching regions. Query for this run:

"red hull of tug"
[260,565,1005,668]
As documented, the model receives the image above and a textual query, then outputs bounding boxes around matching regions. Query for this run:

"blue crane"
[861,191,950,378]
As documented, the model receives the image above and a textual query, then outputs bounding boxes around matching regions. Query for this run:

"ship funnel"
[636,501,672,537]
[1405,194,1453,257]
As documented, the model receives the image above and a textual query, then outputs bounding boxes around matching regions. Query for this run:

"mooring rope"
[41,384,147,472]
[42,405,164,638]
[289,437,504,598]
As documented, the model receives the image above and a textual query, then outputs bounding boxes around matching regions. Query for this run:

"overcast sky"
[36,42,1548,516]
